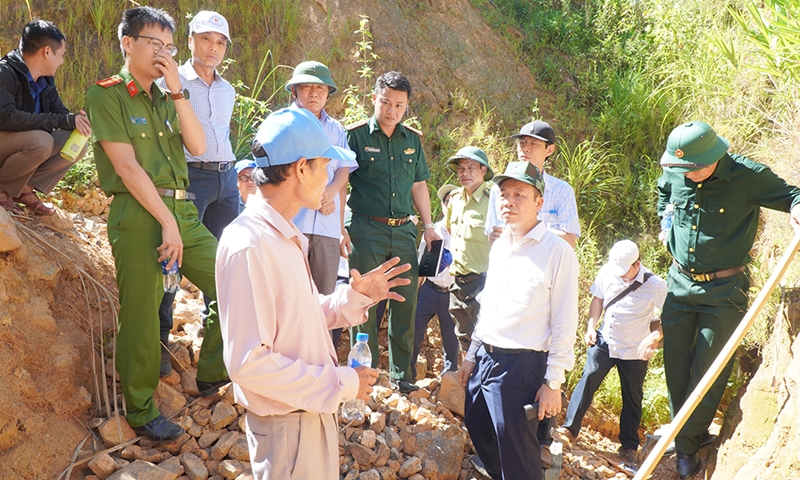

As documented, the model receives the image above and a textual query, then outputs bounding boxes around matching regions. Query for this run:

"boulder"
[414,425,466,480]
[436,372,464,418]
[0,210,22,253]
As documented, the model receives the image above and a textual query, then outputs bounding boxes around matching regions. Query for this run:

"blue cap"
[251,107,355,167]
[439,248,452,274]
[356,333,369,342]
[234,159,256,174]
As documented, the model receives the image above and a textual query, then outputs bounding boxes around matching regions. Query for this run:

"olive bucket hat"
[660,121,729,173]
[446,146,494,181]
[285,61,337,95]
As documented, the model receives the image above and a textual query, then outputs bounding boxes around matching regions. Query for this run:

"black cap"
[510,120,555,144]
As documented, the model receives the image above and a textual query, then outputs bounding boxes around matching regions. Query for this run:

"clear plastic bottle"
[660,204,674,244]
[161,259,180,293]
[341,333,372,424]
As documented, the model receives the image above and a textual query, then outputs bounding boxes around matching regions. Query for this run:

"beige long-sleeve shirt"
[216,195,373,416]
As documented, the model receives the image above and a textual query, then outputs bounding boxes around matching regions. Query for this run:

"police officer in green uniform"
[346,71,439,393]
[444,146,494,350]
[658,121,800,478]
[86,6,228,442]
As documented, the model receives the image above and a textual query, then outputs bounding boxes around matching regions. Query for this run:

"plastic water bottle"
[60,129,89,162]
[161,259,180,293]
[341,333,372,423]
[660,204,674,244]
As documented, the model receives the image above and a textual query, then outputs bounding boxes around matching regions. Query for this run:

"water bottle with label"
[60,129,89,162]
[341,333,372,423]
[660,204,674,244]
[161,259,180,293]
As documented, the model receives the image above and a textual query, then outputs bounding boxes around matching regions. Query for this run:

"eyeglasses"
[238,175,254,183]
[516,138,548,149]
[135,35,178,57]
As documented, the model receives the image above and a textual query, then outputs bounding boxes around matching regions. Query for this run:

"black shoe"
[397,380,420,394]
[665,431,716,455]
[470,455,491,479]
[159,346,172,377]
[618,446,638,465]
[132,415,184,442]
[676,452,702,479]
[196,378,230,397]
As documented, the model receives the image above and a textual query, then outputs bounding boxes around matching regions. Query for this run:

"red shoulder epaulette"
[96,75,123,88]
[403,123,424,137]
[345,119,368,131]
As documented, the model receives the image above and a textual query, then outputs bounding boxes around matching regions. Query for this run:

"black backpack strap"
[603,272,653,312]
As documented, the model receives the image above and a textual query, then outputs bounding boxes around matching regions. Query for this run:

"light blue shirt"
[485,172,581,237]
[159,61,236,164]
[291,104,358,238]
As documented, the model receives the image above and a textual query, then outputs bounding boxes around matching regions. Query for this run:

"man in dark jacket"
[0,20,91,215]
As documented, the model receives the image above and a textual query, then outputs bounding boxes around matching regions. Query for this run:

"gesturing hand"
[350,257,411,303]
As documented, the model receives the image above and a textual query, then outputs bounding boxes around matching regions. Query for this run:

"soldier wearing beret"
[658,121,800,478]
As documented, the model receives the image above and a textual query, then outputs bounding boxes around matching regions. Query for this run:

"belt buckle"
[692,272,712,282]
[174,189,187,200]
[387,217,402,227]
[217,162,229,172]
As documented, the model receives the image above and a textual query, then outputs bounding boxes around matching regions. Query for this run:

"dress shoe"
[470,455,491,479]
[196,378,231,397]
[618,446,638,465]
[665,431,716,455]
[159,345,172,377]
[132,415,184,442]
[540,444,553,469]
[676,452,702,479]
[555,426,578,441]
[397,380,420,394]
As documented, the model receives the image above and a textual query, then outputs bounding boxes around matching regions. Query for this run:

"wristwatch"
[544,378,561,390]
[423,223,435,229]
[170,88,190,101]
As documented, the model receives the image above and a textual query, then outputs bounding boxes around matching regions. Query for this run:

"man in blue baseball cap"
[216,107,412,478]
[658,121,800,478]
[234,158,256,212]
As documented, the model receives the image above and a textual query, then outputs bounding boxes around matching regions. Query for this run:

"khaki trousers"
[245,410,338,480]
[0,129,85,197]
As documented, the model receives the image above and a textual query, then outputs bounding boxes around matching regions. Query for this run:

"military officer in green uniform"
[346,71,439,393]
[444,146,494,351]
[86,6,228,442]
[658,121,800,478]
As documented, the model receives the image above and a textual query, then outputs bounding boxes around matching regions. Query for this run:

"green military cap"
[494,161,545,195]
[285,61,337,94]
[660,121,729,172]
[437,184,458,203]
[446,146,494,180]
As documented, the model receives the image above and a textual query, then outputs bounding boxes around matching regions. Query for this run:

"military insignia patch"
[675,149,684,158]
[404,148,415,154]
[95,75,123,88]
[126,80,139,97]
[365,147,381,153]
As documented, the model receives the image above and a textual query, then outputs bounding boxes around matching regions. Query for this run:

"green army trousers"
[347,214,419,381]
[109,193,228,427]
[661,265,749,454]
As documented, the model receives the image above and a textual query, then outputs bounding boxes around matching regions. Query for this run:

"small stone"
[120,445,144,460]
[435,372,464,417]
[97,415,137,448]
[192,408,212,427]
[211,431,239,461]
[218,459,248,479]
[387,460,401,473]
[179,437,203,457]
[169,344,193,372]
[361,430,378,449]
[369,411,387,434]
[210,401,238,430]
[179,452,208,480]
[88,452,119,479]
[408,474,424,480]
[158,456,184,476]
[348,442,377,466]
[359,469,380,480]
[181,368,201,397]
[421,457,439,479]
[162,368,182,386]
[198,430,224,449]
[107,460,178,480]
[398,457,422,478]
[154,381,187,418]
[383,429,402,450]
[376,466,396,480]
[227,437,250,461]
[374,443,391,467]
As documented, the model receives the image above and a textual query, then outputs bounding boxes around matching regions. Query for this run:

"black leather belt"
[455,272,485,284]
[354,212,411,227]
[428,281,450,293]
[188,161,232,172]
[672,260,745,282]
[156,187,196,200]
[484,344,535,355]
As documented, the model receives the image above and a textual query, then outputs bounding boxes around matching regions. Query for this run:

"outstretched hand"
[350,257,411,303]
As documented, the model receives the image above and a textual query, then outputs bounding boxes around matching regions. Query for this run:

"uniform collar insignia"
[126,80,139,97]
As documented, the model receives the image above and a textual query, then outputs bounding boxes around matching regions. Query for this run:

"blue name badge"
[130,116,148,125]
